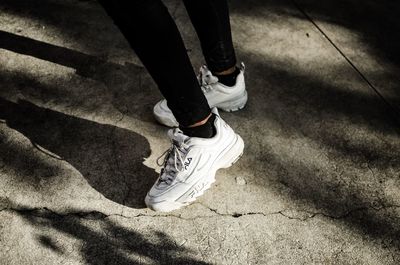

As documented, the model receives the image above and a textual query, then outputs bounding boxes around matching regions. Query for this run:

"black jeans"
[98,0,237,127]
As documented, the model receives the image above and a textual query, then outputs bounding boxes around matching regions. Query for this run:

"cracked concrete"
[2,202,400,223]
[1,0,400,264]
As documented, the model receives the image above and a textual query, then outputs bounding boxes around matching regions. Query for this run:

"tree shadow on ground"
[236,48,400,252]
[232,0,400,111]
[0,0,118,60]
[232,0,400,71]
[294,0,400,70]
[2,0,400,259]
[245,55,400,164]
[7,202,208,265]
[0,97,157,208]
[0,30,160,124]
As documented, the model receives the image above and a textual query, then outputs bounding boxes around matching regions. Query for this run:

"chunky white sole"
[145,134,244,212]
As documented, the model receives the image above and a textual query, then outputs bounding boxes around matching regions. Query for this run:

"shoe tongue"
[199,65,219,85]
[168,128,189,146]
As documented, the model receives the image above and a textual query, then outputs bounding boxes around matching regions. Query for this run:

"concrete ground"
[1,0,399,264]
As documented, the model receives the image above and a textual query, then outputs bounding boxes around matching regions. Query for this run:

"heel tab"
[211,107,220,116]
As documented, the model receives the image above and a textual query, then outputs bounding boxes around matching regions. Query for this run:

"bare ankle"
[188,113,212,128]
[213,66,236,76]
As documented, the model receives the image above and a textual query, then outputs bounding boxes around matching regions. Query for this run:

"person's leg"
[98,0,210,128]
[99,0,244,212]
[152,0,247,128]
[183,0,238,79]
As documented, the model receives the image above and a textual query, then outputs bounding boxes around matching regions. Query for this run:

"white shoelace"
[156,141,189,185]
[198,65,219,93]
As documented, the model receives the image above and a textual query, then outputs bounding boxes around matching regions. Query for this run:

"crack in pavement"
[194,202,400,220]
[1,203,399,222]
[278,205,400,221]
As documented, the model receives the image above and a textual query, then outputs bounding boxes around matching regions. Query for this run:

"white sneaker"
[153,62,247,127]
[145,108,244,212]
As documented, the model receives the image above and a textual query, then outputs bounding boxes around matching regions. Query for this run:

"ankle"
[180,113,216,138]
[188,113,212,128]
[213,66,236,76]
[213,66,240,87]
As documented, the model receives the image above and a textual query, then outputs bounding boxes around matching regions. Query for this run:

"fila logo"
[184,157,192,170]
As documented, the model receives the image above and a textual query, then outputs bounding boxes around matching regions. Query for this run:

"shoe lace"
[156,141,188,184]
[198,65,219,93]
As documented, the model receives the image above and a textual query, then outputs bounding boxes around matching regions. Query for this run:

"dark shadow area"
[295,0,400,71]
[233,0,400,255]
[255,60,400,165]
[0,30,160,124]
[0,97,158,208]
[0,0,110,56]
[0,131,65,186]
[294,0,400,113]
[8,203,208,265]
[235,46,400,250]
[0,30,102,75]
[231,0,400,71]
[37,235,64,254]
[231,0,400,111]
[229,0,400,169]
[1,0,400,259]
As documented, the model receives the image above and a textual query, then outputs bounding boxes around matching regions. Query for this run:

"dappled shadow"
[8,203,208,264]
[244,55,400,165]
[236,45,400,249]
[231,0,400,111]
[0,30,160,124]
[231,0,400,70]
[294,0,400,70]
[1,0,400,258]
[294,0,400,113]
[233,0,400,254]
[229,0,400,168]
[0,0,112,56]
[0,97,157,208]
